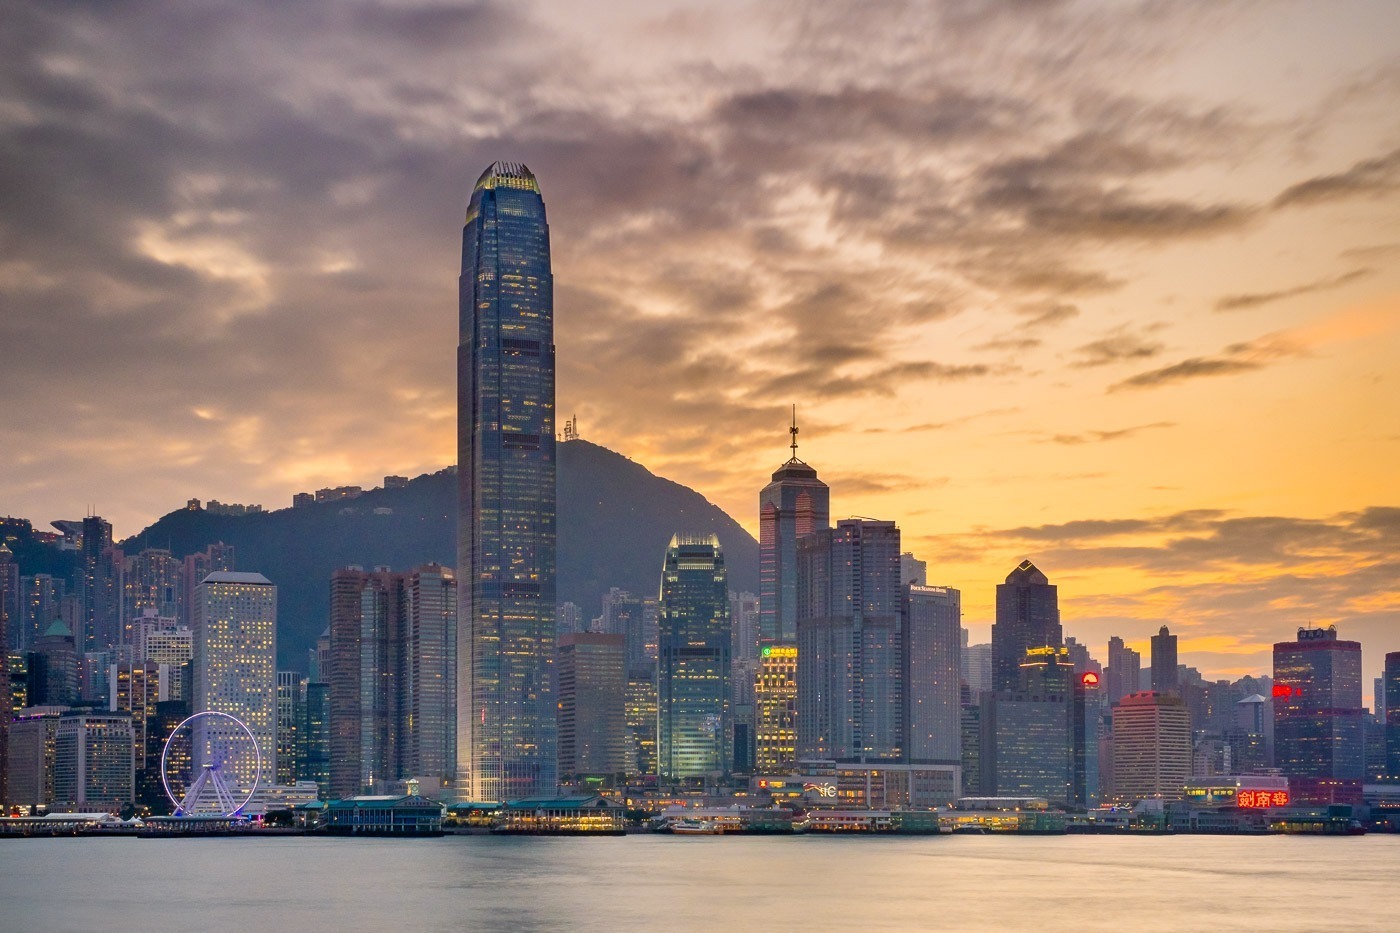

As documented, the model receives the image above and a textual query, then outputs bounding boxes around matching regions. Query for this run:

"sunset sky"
[2,1,1397,691]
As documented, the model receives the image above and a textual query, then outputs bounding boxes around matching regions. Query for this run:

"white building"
[193,571,277,792]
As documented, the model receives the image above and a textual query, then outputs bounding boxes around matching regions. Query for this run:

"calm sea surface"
[1,834,1395,932]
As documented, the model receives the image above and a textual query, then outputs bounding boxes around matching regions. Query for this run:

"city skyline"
[1,1,1398,688]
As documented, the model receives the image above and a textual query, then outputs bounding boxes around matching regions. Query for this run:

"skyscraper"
[400,563,457,789]
[796,519,903,763]
[657,535,731,780]
[754,645,797,774]
[556,632,626,782]
[457,161,557,802]
[758,416,829,648]
[192,571,277,792]
[1151,625,1179,694]
[328,567,400,798]
[1106,636,1141,705]
[1110,691,1191,803]
[1385,652,1399,783]
[904,584,962,766]
[991,560,1061,692]
[1273,626,1364,804]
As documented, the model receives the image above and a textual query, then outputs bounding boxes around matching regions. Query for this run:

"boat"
[669,818,724,835]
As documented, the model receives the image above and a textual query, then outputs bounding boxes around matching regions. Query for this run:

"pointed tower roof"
[1005,559,1049,586]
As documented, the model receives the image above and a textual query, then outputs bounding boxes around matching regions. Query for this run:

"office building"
[192,571,277,793]
[962,642,992,696]
[457,161,557,803]
[78,516,115,652]
[328,567,400,798]
[1106,636,1141,705]
[1387,652,1400,782]
[656,535,731,780]
[276,671,304,786]
[557,632,626,781]
[7,706,68,810]
[754,645,798,774]
[18,573,64,652]
[180,543,234,629]
[108,660,169,803]
[300,681,331,798]
[1151,625,1179,694]
[758,417,830,647]
[399,563,457,787]
[53,709,135,810]
[905,585,961,765]
[991,561,1061,692]
[1273,626,1364,804]
[624,675,657,779]
[796,519,903,763]
[1110,691,1191,803]
[32,619,79,706]
[122,547,182,643]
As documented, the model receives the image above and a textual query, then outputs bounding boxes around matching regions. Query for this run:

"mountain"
[121,439,758,670]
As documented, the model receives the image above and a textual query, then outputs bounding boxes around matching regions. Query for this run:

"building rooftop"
[200,571,273,586]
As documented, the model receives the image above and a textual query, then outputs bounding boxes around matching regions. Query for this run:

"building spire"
[789,404,799,461]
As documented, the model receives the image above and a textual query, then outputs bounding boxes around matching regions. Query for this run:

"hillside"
[121,439,758,669]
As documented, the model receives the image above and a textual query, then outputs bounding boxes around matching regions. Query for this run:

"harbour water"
[2,834,1394,932]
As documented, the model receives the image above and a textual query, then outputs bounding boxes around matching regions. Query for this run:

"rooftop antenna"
[789,405,799,461]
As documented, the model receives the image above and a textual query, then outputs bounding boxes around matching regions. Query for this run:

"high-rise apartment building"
[796,519,903,763]
[122,548,182,644]
[1151,625,1179,694]
[754,645,797,774]
[457,161,557,803]
[657,535,731,780]
[1110,691,1191,803]
[557,632,626,781]
[181,543,234,629]
[904,585,961,766]
[758,420,829,648]
[991,561,1061,692]
[1273,626,1364,804]
[192,571,277,792]
[962,642,992,696]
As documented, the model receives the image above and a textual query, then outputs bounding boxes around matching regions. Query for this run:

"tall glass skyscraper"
[657,535,731,780]
[457,162,557,802]
[991,560,1062,692]
[758,418,829,648]
[1273,626,1364,804]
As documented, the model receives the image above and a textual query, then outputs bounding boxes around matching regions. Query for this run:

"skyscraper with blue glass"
[457,162,557,802]
[657,535,731,780]
[758,418,829,648]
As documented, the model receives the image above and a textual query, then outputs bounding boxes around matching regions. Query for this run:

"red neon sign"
[1236,790,1289,808]
[1272,684,1298,698]
[1081,672,1100,687]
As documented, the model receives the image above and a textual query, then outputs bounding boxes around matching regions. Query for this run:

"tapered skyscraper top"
[457,160,557,803]
[991,559,1062,692]
[759,410,829,647]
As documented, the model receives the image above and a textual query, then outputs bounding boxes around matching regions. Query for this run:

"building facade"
[192,571,277,792]
[53,710,135,811]
[991,561,1061,692]
[1151,625,1179,694]
[557,632,626,781]
[754,645,798,774]
[1110,691,1191,803]
[1273,626,1364,803]
[457,161,557,803]
[904,585,962,766]
[758,423,829,648]
[796,519,903,763]
[657,535,731,780]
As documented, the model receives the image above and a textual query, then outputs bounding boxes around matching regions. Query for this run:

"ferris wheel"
[160,710,263,817]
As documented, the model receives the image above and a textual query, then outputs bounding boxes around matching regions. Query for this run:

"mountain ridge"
[121,439,758,669]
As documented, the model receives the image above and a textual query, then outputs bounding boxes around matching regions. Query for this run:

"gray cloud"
[1214,267,1372,311]
[1272,147,1400,208]
[1109,335,1301,391]
[1072,332,1165,368]
[1048,422,1175,445]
